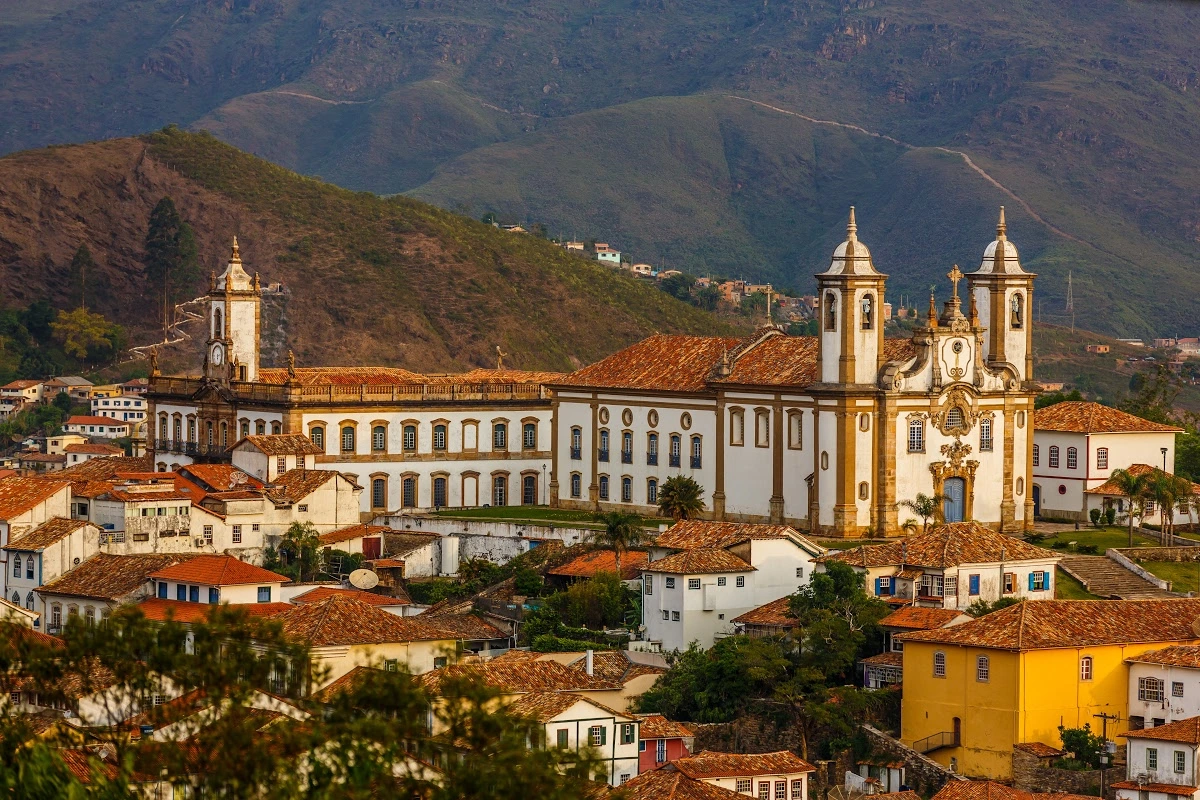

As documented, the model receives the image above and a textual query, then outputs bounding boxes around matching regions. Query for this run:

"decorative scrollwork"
[940,439,973,470]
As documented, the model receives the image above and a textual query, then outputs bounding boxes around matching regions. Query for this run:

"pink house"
[635,713,694,773]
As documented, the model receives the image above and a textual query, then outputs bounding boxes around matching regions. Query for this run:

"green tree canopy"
[50,307,124,366]
[144,196,200,335]
[68,244,95,310]
[658,475,706,520]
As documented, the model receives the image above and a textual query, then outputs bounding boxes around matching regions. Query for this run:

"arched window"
[979,418,993,452]
[213,308,223,339]
[621,477,632,503]
[11,556,19,579]
[933,651,946,677]
[599,429,610,461]
[24,560,31,580]
[84,606,95,626]
[690,435,703,468]
[159,413,169,439]
[570,427,582,459]
[1096,448,1109,470]
[403,425,417,452]
[647,432,659,465]
[730,408,745,446]
[174,417,183,442]
[492,476,507,506]
[256,420,266,435]
[369,426,386,452]
[10,592,18,605]
[522,475,537,505]
[271,422,281,435]
[187,417,196,442]
[1049,445,1060,468]
[648,478,658,505]
[371,478,386,510]
[402,477,416,508]
[1080,656,1093,681]
[433,424,447,451]
[433,477,448,508]
[240,420,250,438]
[824,291,837,331]
[1067,447,1078,469]
[1010,293,1024,329]
[861,293,874,330]
[523,423,536,450]
[976,656,989,682]
[570,473,582,498]
[311,426,325,449]
[858,481,870,500]
[599,475,610,501]
[493,423,508,450]
[67,604,78,619]
[907,418,925,453]
[220,421,228,448]
[341,426,355,453]
[50,604,62,628]
[1033,443,1040,466]
[946,407,964,429]
[670,434,682,467]
[25,593,33,611]
[621,431,633,463]
[755,409,770,447]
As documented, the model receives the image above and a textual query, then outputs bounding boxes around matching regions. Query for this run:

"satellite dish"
[1191,617,1200,638]
[349,569,379,590]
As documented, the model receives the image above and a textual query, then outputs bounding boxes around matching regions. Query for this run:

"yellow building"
[899,599,1200,779]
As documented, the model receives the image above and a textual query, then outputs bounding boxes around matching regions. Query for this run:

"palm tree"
[1147,472,1197,539]
[589,511,648,576]
[899,493,946,533]
[658,475,706,521]
[1109,468,1150,547]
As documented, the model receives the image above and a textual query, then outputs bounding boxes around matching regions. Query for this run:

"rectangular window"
[688,578,701,590]
[276,455,287,474]
[1148,748,1159,770]
[188,585,199,603]
[621,723,635,744]
[589,726,605,747]
[662,610,669,620]
[977,656,989,682]
[968,574,980,596]
[177,584,186,601]
[944,575,957,598]
[671,611,680,621]
[557,729,568,749]
[1003,572,1015,594]
[644,575,652,595]
[493,424,507,450]
[759,782,770,800]
[232,525,242,544]
[1174,681,1185,698]
[252,524,259,532]
[1175,750,1186,774]
[656,739,666,763]
[1097,448,1109,470]
[907,420,924,453]
[717,576,726,586]
[1029,571,1047,591]
[775,781,786,800]
[257,587,271,603]
[875,576,892,596]
[203,525,213,543]
[736,576,745,588]
[792,780,804,799]
[934,652,946,677]
[737,779,752,793]
[1139,678,1165,702]
[665,577,675,589]
[1067,448,1078,469]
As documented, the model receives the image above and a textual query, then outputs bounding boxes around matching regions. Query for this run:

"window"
[1003,572,1016,594]
[759,781,770,800]
[946,407,964,430]
[788,411,802,449]
[1049,446,1060,468]
[861,293,874,329]
[621,723,635,744]
[1067,446,1078,469]
[311,426,324,448]
[298,505,307,513]
[1029,571,1047,591]
[648,478,658,505]
[1010,293,1024,329]
[737,780,752,793]
[1097,447,1109,470]
[433,424,447,451]
[599,475,609,501]
[599,429,610,461]
[523,422,536,450]
[276,455,287,475]
[648,432,659,465]
[589,726,606,746]
[570,427,582,459]
[908,418,924,453]
[858,481,869,500]
[232,524,242,544]
[736,576,745,588]
[688,578,701,590]
[824,291,837,331]
[186,585,198,603]
[1148,748,1158,770]
[980,418,993,452]
[934,651,946,677]
[671,611,680,621]
[372,425,386,452]
[433,477,447,508]
[1080,656,1093,681]
[792,780,803,799]
[622,431,633,462]
[775,781,787,800]
[755,409,770,447]
[944,575,957,597]
[341,425,355,453]
[492,476,507,506]
[570,473,581,498]
[718,576,726,586]
[203,525,213,543]
[522,474,536,505]
[271,422,281,435]
[666,577,675,589]
[644,575,652,595]
[11,556,18,578]
[208,587,219,604]
[1033,444,1040,466]
[1139,677,1165,702]
[691,435,702,468]
[493,423,507,450]
[241,420,250,438]
[257,586,271,603]
[556,729,569,749]
[622,476,632,502]
[656,739,667,763]
[372,478,386,509]
[731,408,745,446]
[158,582,167,599]
[402,477,416,508]
[402,425,416,451]
[968,574,980,596]
[1175,750,1186,774]
[669,434,681,467]
[662,610,669,620]
[1174,681,1185,698]
[976,656,989,682]
[50,604,61,628]
[875,576,892,596]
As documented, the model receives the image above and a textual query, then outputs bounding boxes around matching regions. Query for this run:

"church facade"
[549,209,1037,538]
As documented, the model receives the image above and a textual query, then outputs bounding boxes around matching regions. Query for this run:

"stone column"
[769,397,784,524]
[713,394,726,520]
[548,396,560,507]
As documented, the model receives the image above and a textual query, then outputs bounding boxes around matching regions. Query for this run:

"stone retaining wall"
[858,725,964,797]
[1011,746,1122,799]
[1116,546,1200,563]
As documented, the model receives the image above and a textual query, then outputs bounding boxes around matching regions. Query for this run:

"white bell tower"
[205,237,261,383]
[968,208,1035,384]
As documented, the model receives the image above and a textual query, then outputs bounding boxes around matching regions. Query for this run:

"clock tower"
[206,237,261,383]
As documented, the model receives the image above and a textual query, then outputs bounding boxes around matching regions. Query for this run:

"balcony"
[598,449,609,463]
[690,456,703,469]
[912,730,959,754]
[570,446,582,460]
[154,440,231,462]
[646,452,658,466]
[621,450,633,464]
[669,454,681,468]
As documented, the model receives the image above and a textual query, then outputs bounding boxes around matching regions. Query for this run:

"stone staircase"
[1059,555,1176,599]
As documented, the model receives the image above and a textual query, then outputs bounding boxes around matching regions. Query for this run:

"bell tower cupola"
[815,207,888,385]
[967,207,1035,383]
[205,236,261,383]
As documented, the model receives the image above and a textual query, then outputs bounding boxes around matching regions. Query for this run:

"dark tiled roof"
[646,548,753,575]
[547,549,649,581]
[1124,716,1200,744]
[505,691,631,723]
[6,517,92,551]
[1034,401,1182,433]
[860,652,903,668]
[235,434,324,456]
[39,553,194,601]
[266,469,338,504]
[179,464,263,492]
[732,597,798,628]
[292,587,411,606]
[620,768,746,800]
[820,522,1059,569]
[636,713,694,740]
[416,611,507,641]
[656,520,818,552]
[420,659,621,694]
[272,596,454,646]
[258,366,425,386]
[933,780,1098,800]
[0,477,69,519]
[672,750,816,779]
[317,524,392,546]
[1109,782,1199,796]
[1013,742,1066,758]
[1086,464,1200,495]
[57,456,153,480]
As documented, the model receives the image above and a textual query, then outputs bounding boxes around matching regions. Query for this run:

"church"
[549,208,1037,538]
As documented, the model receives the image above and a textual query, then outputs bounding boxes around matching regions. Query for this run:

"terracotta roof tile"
[620,768,747,800]
[505,691,632,723]
[0,477,69,519]
[39,553,195,601]
[420,659,622,694]
[317,524,392,547]
[428,368,564,386]
[547,549,649,581]
[416,611,507,641]
[1108,783,1199,796]
[636,713,694,740]
[179,464,263,492]
[235,434,324,456]
[383,531,442,557]
[6,517,92,550]
[136,599,292,623]
[272,596,455,647]
[1086,464,1200,495]
[311,665,384,703]
[1128,645,1200,668]
[1124,716,1200,745]
[656,520,821,553]
[899,598,1200,651]
[820,522,1059,569]
[932,780,1098,800]
[646,548,753,575]
[555,334,742,392]
[58,456,153,480]
[860,651,903,668]
[66,415,129,427]
[292,587,411,606]
[879,606,970,631]
[1013,742,1066,758]
[149,555,288,586]
[672,750,816,780]
[732,597,798,628]
[266,469,338,504]
[873,791,922,800]
[1034,401,1182,433]
[63,443,123,455]
[564,650,666,683]
[58,748,121,784]
[258,366,426,386]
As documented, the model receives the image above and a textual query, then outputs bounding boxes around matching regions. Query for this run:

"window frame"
[933,651,947,678]
[340,423,356,454]
[1049,445,1060,468]
[730,407,745,447]
[1067,446,1078,470]
[908,418,925,453]
[976,655,989,683]
[371,423,388,453]
[1080,656,1093,681]
[1097,447,1109,470]
[979,417,993,452]
[787,410,803,450]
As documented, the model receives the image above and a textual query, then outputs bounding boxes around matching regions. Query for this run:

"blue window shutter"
[969,575,980,595]
[875,577,883,596]
[1028,572,1036,591]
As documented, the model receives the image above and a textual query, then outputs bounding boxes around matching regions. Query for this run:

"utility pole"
[1066,271,1075,331]
[1094,711,1120,797]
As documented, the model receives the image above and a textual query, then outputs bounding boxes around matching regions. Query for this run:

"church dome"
[975,207,1027,275]
[821,207,881,276]
[217,237,256,291]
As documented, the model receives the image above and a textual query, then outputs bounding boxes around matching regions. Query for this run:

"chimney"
[585,649,594,676]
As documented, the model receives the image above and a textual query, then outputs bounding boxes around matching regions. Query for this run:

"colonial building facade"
[550,209,1037,537]
[147,239,560,516]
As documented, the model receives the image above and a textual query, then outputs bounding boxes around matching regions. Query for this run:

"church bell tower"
[206,237,261,383]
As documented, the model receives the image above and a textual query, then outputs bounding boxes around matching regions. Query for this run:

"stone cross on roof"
[947,264,964,300]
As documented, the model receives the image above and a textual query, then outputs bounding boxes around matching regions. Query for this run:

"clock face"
[211,345,224,365]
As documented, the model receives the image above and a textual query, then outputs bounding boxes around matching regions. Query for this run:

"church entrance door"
[1032,485,1041,518]
[943,478,966,523]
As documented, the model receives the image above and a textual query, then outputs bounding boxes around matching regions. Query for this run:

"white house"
[64,416,131,439]
[0,380,43,403]
[64,443,124,465]
[149,554,289,605]
[1116,717,1200,800]
[36,552,193,632]
[1033,401,1182,522]
[230,433,322,482]
[0,476,72,596]
[1127,646,1200,729]
[818,521,1062,610]
[668,750,815,800]
[1085,465,1200,529]
[642,521,826,652]
[4,517,101,619]
[90,394,148,423]
[505,691,640,787]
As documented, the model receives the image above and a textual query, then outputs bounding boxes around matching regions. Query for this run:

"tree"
[658,475,706,520]
[659,273,694,302]
[144,196,200,336]
[1108,467,1150,546]
[1057,724,1106,768]
[1121,366,1181,425]
[965,597,1021,617]
[589,511,648,575]
[789,561,890,682]
[544,571,631,629]
[277,521,323,582]
[20,299,56,345]
[899,492,946,532]
[68,244,95,310]
[1035,389,1083,409]
[51,391,73,415]
[1147,471,1196,537]
[50,308,123,367]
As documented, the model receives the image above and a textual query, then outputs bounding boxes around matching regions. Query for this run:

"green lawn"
[1056,568,1102,600]
[431,505,671,528]
[1136,561,1200,595]
[1036,526,1162,552]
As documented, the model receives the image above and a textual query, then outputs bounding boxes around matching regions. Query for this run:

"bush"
[532,635,615,652]
[513,562,543,597]
[1051,541,1069,549]
[1089,508,1103,527]
[1105,508,1117,526]
[1058,723,1106,768]
[1026,532,1047,545]
[1075,544,1100,555]
[965,597,1021,617]
[544,572,631,629]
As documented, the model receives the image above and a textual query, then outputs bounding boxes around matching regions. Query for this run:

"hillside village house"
[44,377,94,402]
[505,691,641,787]
[229,433,322,481]
[147,238,560,515]
[149,555,288,605]
[1086,465,1200,528]
[64,443,124,465]
[36,552,192,632]
[642,521,825,651]
[3,517,101,618]
[91,394,147,423]
[1126,646,1200,728]
[551,209,1038,538]
[490,649,668,712]
[651,750,816,800]
[898,598,1200,780]
[1032,401,1183,522]
[1,380,44,403]
[861,606,971,689]
[64,416,131,439]
[1115,718,1200,800]
[0,477,72,596]
[635,713,694,774]
[818,522,1062,610]
[316,525,441,575]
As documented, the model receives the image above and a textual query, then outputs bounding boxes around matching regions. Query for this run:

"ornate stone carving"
[940,439,973,470]
[932,386,977,436]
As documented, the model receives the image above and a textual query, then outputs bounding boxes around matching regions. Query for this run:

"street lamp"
[1162,447,1169,472]
[541,463,547,506]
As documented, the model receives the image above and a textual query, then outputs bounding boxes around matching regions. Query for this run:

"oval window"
[681,412,692,430]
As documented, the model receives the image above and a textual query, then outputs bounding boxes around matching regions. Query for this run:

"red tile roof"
[899,598,1200,651]
[636,713,694,740]
[6,517,92,550]
[1086,464,1200,495]
[1128,645,1200,668]
[820,522,1059,569]
[860,651,903,668]
[547,549,650,581]
[149,555,288,586]
[732,597,798,628]
[258,366,426,386]
[645,548,753,575]
[556,334,742,392]
[1013,742,1066,758]
[63,443,123,455]
[291,587,410,607]
[317,524,392,547]
[1108,783,1198,796]
[136,599,292,623]
[932,781,1100,800]
[39,553,196,601]
[419,659,622,694]
[179,464,263,492]
[272,596,455,646]
[656,520,819,552]
[620,768,746,800]
[266,469,338,504]
[0,477,69,519]
[672,750,816,779]
[1034,401,1182,433]
[429,368,565,386]
[415,611,507,641]
[235,434,324,456]
[1124,716,1200,745]
[57,456,153,480]
[505,691,632,723]
[879,606,970,631]
[66,416,129,427]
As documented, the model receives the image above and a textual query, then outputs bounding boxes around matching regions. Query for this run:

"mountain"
[0,128,736,373]
[2,1,1199,336]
